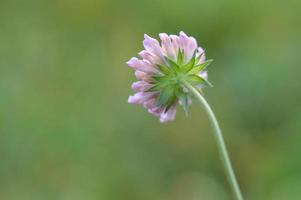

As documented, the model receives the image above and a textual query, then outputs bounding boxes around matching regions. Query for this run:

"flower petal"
[127,57,159,74]
[134,71,151,82]
[143,34,165,63]
[148,107,164,117]
[143,98,157,109]
[131,81,153,92]
[199,71,208,80]
[170,35,180,56]
[143,98,164,117]
[128,92,157,105]
[138,50,161,65]
[179,31,198,64]
[160,103,177,123]
[196,47,206,64]
[159,33,177,61]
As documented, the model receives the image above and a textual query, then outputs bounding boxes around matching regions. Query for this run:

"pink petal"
[134,71,152,82]
[160,103,177,123]
[188,36,198,55]
[199,71,208,80]
[127,57,159,74]
[143,98,157,109]
[170,35,180,56]
[128,92,157,105]
[138,50,161,65]
[143,98,164,117]
[148,107,164,117]
[179,31,189,49]
[196,47,206,64]
[131,81,153,92]
[159,33,177,61]
[143,34,165,62]
[179,31,198,64]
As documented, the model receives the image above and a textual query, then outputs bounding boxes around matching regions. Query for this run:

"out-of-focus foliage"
[0,0,300,199]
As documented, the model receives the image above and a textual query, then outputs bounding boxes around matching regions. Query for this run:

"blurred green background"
[0,0,300,199]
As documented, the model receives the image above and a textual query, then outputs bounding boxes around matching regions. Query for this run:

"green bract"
[148,50,213,114]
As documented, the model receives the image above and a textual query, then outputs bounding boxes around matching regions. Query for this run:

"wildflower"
[127,31,213,122]
[125,32,244,200]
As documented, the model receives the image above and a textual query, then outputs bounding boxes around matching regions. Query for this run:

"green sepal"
[165,56,180,71]
[181,51,196,73]
[188,59,213,75]
[164,94,177,112]
[203,79,213,87]
[147,84,162,92]
[177,49,183,66]
[152,75,168,83]
[156,64,171,75]
[157,87,174,106]
[188,75,213,87]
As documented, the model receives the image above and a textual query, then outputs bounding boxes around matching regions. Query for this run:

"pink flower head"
[127,31,213,122]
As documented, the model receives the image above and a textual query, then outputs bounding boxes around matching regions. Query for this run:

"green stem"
[182,81,243,200]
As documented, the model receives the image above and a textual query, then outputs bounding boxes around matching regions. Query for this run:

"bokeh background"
[0,0,300,199]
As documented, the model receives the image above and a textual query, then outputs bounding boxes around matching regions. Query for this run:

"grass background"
[0,0,300,199]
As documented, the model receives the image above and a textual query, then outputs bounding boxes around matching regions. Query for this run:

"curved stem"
[182,81,244,200]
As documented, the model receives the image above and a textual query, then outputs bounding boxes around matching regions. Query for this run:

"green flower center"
[148,50,213,112]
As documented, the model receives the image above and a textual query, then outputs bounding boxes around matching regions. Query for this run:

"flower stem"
[182,81,244,200]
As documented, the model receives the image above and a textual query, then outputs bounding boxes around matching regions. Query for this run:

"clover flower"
[127,31,212,122]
